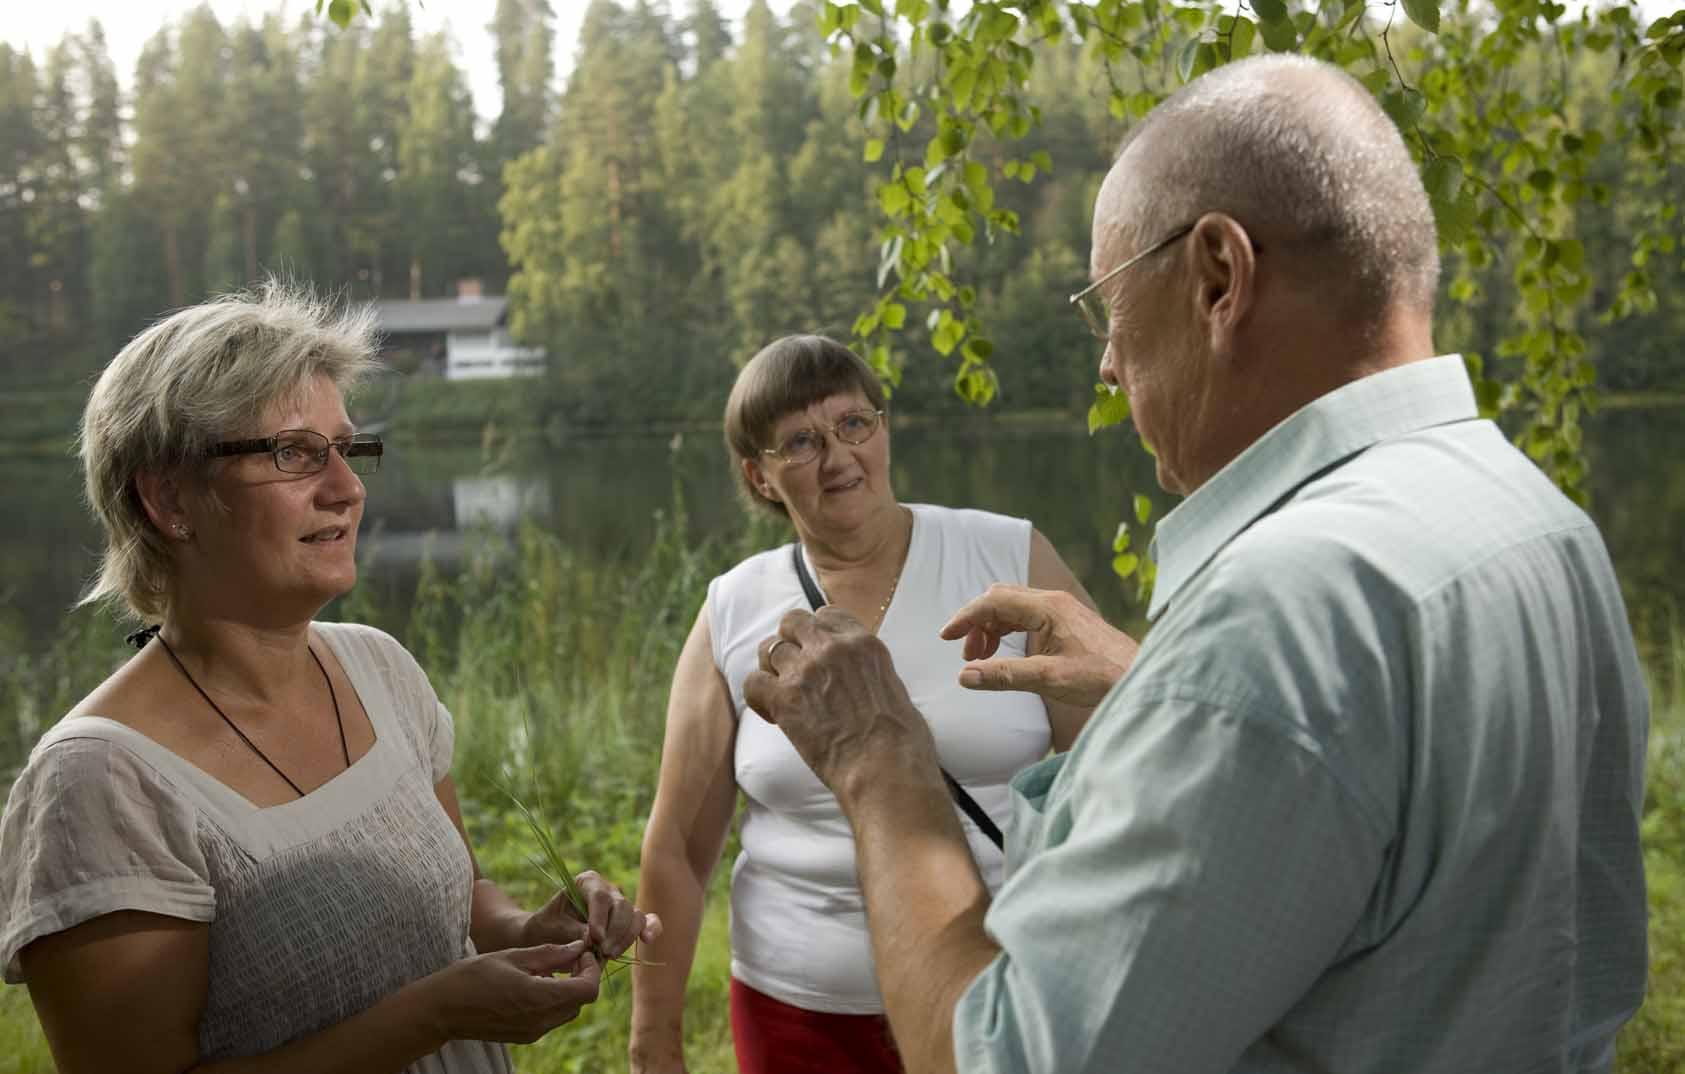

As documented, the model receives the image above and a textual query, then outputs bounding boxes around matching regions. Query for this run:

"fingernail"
[959,668,981,687]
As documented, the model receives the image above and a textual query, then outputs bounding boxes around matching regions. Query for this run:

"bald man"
[744,55,1649,1074]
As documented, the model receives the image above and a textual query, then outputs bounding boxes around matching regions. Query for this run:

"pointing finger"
[940,584,1052,643]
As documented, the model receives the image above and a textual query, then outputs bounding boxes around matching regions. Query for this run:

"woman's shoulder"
[3,722,203,867]
[708,541,795,599]
[313,619,405,661]
[909,503,1031,548]
[313,620,427,690]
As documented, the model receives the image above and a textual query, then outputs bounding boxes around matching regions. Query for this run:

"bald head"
[1100,56,1439,319]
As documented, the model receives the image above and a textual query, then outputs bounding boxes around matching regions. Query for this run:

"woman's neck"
[155,610,316,709]
[797,502,912,577]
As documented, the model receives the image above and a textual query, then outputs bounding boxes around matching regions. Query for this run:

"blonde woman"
[0,284,659,1074]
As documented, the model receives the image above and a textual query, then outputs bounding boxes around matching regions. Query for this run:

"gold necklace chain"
[820,505,910,635]
[870,556,906,633]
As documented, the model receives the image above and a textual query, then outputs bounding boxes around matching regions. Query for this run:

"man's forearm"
[840,761,1003,1074]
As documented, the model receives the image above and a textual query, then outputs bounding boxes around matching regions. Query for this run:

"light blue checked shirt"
[954,356,1649,1074]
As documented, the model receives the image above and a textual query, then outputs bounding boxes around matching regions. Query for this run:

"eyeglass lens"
[1077,292,1109,340]
[775,410,880,464]
[273,431,382,475]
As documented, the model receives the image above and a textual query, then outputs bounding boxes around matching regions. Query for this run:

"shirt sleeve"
[0,738,215,984]
[394,643,455,784]
[953,685,1388,1073]
[354,624,456,784]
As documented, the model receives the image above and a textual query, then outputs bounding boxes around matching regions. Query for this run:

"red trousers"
[730,977,905,1074]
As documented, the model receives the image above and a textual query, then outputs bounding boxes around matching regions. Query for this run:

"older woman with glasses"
[0,284,657,1074]
[630,335,1098,1074]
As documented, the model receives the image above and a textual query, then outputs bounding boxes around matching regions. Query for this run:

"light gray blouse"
[0,621,512,1073]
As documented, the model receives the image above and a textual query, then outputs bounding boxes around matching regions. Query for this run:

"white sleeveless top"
[0,622,511,1074]
[707,503,1051,1013]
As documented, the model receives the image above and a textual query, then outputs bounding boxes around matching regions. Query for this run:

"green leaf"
[1227,16,1256,59]
[882,302,907,329]
[1087,385,1132,433]
[1423,157,1462,204]
[1112,552,1141,579]
[864,138,885,163]
[1258,14,1298,50]
[1251,0,1287,23]
[1381,89,1426,130]
[1134,494,1153,524]
[1177,37,1202,82]
[1402,0,1440,33]
[877,182,912,216]
[962,336,994,361]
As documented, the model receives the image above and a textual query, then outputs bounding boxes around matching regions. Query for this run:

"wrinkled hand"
[940,584,1140,708]
[428,942,602,1045]
[742,607,940,799]
[522,872,663,960]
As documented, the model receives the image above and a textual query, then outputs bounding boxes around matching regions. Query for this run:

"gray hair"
[723,335,888,517]
[77,280,380,621]
[1111,55,1440,316]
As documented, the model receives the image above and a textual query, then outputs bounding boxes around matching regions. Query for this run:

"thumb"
[958,654,1057,694]
[743,669,778,724]
[507,941,587,977]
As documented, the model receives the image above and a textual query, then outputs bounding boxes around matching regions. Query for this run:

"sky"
[5,0,1670,122]
[0,0,773,121]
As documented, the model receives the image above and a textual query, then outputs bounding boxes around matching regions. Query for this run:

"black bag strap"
[789,543,1005,851]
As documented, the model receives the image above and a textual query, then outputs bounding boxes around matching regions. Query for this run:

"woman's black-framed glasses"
[762,409,884,466]
[207,429,384,476]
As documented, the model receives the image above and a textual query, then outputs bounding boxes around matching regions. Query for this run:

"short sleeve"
[345,624,455,784]
[0,738,215,983]
[427,697,457,784]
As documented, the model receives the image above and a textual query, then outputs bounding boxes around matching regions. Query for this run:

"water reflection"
[2,406,1681,653]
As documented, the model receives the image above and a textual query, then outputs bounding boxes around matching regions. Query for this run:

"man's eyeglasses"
[207,429,384,476]
[762,409,884,466]
[1069,222,1196,340]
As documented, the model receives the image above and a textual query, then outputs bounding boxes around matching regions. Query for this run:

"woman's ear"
[133,470,193,541]
[741,456,780,504]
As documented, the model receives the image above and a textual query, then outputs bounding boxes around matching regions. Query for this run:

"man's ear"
[741,456,780,504]
[1189,212,1257,356]
[133,470,192,539]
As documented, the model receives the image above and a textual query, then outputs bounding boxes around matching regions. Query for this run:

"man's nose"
[1099,338,1121,388]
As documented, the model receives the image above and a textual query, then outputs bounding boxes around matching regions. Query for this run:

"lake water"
[3,405,1683,665]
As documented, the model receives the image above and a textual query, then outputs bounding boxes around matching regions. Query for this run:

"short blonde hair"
[78,281,380,621]
[723,335,888,517]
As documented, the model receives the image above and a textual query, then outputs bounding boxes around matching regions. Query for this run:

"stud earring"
[173,523,191,539]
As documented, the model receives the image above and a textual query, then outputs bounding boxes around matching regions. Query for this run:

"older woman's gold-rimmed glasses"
[1069,222,1195,340]
[761,409,884,466]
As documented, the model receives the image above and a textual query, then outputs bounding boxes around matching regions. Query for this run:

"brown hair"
[723,335,888,516]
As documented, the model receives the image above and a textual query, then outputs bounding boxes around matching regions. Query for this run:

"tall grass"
[1622,612,1685,1073]
[0,493,1682,1072]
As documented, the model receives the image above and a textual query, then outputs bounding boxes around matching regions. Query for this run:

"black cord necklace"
[150,629,350,799]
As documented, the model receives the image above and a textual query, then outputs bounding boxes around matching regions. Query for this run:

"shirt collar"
[1146,354,1478,621]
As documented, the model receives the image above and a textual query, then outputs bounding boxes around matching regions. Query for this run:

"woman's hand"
[422,942,603,1045]
[521,871,663,960]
